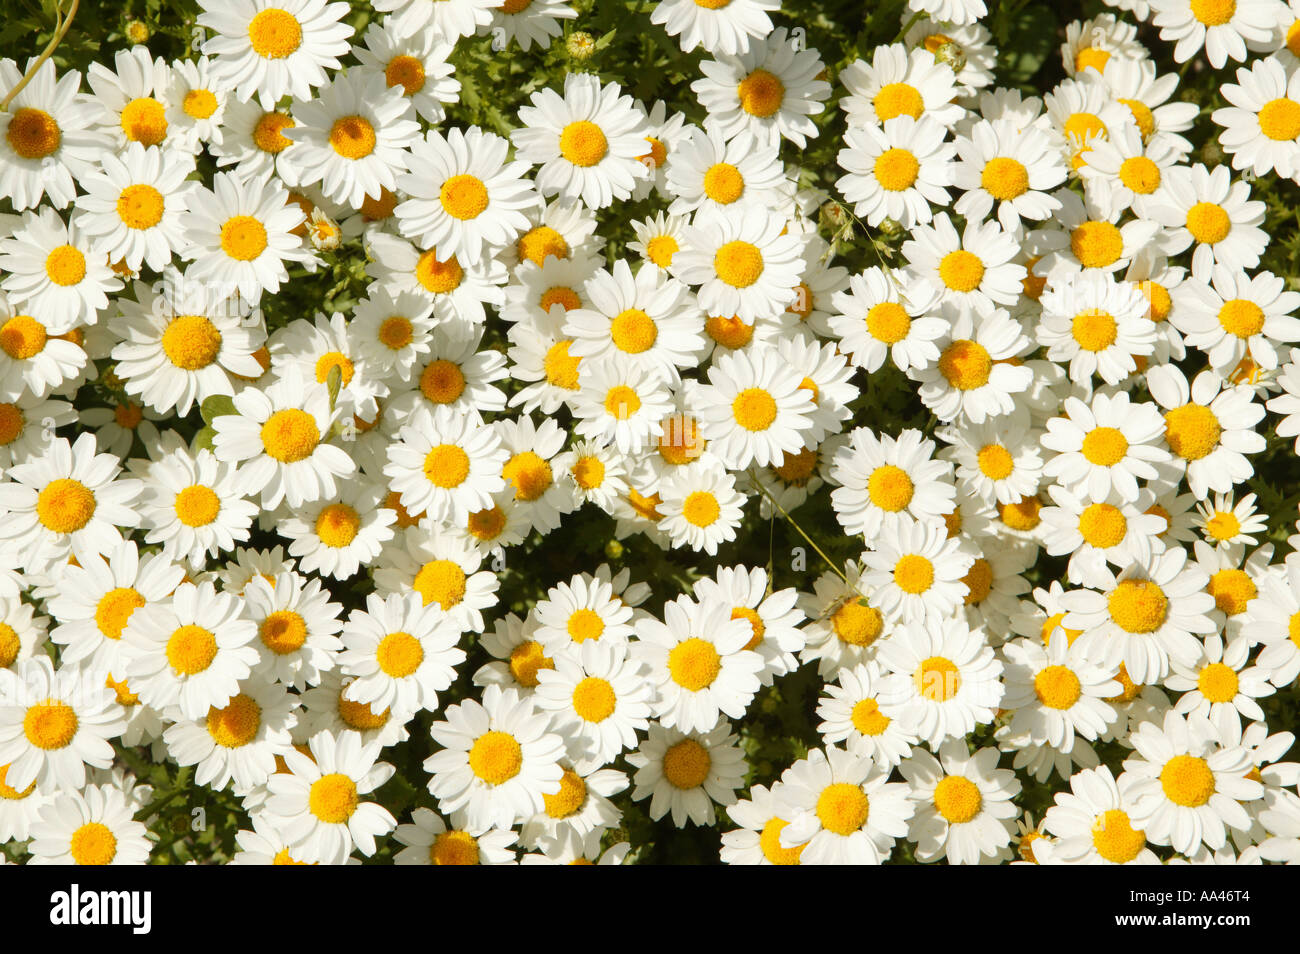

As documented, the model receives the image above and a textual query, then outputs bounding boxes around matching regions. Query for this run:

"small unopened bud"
[877,217,904,239]
[933,41,967,73]
[820,200,848,228]
[1200,140,1225,167]
[566,31,596,60]
[125,19,151,44]
[604,538,624,560]
[308,208,341,251]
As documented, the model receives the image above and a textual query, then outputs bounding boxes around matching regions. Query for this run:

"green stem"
[0,0,79,113]
[894,9,924,44]
[748,469,848,583]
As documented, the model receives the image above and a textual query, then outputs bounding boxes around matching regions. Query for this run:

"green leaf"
[200,394,236,425]
[192,425,216,453]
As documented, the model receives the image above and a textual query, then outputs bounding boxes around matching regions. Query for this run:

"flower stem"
[0,0,80,113]
[748,469,848,583]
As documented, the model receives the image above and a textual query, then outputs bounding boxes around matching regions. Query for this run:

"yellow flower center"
[69,822,117,865]
[933,775,982,824]
[517,225,568,266]
[976,443,1014,480]
[36,478,96,534]
[413,559,466,609]
[759,818,804,864]
[0,763,35,800]
[938,339,992,390]
[874,82,923,121]
[6,107,60,159]
[603,384,641,420]
[44,245,85,287]
[737,68,785,117]
[1164,403,1221,461]
[1197,661,1239,703]
[571,676,617,722]
[94,587,145,642]
[1207,568,1256,616]
[509,640,554,687]
[682,491,721,528]
[832,598,884,647]
[260,408,319,463]
[571,455,605,490]
[375,630,423,678]
[1079,502,1127,548]
[315,503,361,547]
[703,162,745,203]
[1118,156,1161,195]
[385,55,426,95]
[430,830,479,865]
[1075,46,1111,73]
[1107,579,1168,634]
[668,637,722,691]
[645,235,679,267]
[166,623,217,675]
[1081,426,1128,466]
[981,157,1029,200]
[183,88,218,119]
[175,484,220,527]
[440,174,489,220]
[731,387,777,431]
[816,782,870,836]
[419,360,466,405]
[1218,299,1265,338]
[867,464,914,512]
[161,315,222,370]
[1186,202,1231,245]
[24,700,79,749]
[1034,665,1082,709]
[0,403,22,444]
[309,773,359,823]
[938,250,984,292]
[662,739,711,789]
[866,302,911,344]
[119,97,167,146]
[468,730,523,785]
[1160,754,1215,807]
[1070,221,1123,268]
[894,554,935,595]
[543,768,587,819]
[207,693,261,748]
[851,697,891,736]
[1205,510,1240,542]
[713,240,764,288]
[248,9,301,57]
[559,120,608,167]
[915,655,960,701]
[253,111,294,153]
[116,183,165,230]
[610,308,658,354]
[415,250,463,294]
[1092,809,1146,863]
[502,451,552,502]
[1189,0,1236,25]
[876,148,920,191]
[220,215,268,261]
[962,558,993,605]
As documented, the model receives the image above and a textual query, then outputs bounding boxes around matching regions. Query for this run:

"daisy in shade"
[836,114,956,229]
[0,432,140,574]
[1146,364,1266,499]
[46,539,184,679]
[163,679,298,793]
[564,258,704,384]
[1212,55,1300,180]
[839,43,965,130]
[366,233,508,325]
[910,301,1034,424]
[691,28,831,150]
[392,807,517,866]
[827,268,946,375]
[0,656,125,792]
[651,0,779,55]
[692,565,805,685]
[1035,765,1161,865]
[28,784,150,866]
[626,718,747,827]
[280,481,396,581]
[0,392,74,470]
[665,124,786,218]
[533,638,652,773]
[349,288,436,388]
[353,22,459,126]
[695,345,814,469]
[73,142,195,273]
[1122,709,1263,855]
[1001,630,1120,751]
[512,73,650,210]
[877,616,1003,747]
[901,740,1022,865]
[1062,547,1216,686]
[1167,633,1274,726]
[532,573,636,656]
[0,59,100,211]
[674,205,805,324]
[197,0,354,104]
[1148,0,1280,68]
[137,442,258,571]
[121,580,259,720]
[1253,552,1300,686]
[952,118,1067,233]
[338,591,464,717]
[282,70,419,209]
[473,612,551,696]
[1040,390,1171,503]
[424,684,567,832]
[902,212,1025,311]
[634,595,762,734]
[816,663,918,769]
[109,269,266,416]
[371,0,498,39]
[570,358,673,456]
[0,207,121,333]
[395,126,536,265]
[656,460,746,556]
[0,596,45,673]
[722,783,805,866]
[212,366,355,510]
[265,729,396,864]
[1171,265,1300,374]
[775,746,915,865]
[830,426,955,538]
[0,302,88,402]
[554,438,629,512]
[1037,271,1156,386]
[1149,163,1267,282]
[181,170,315,303]
[243,571,342,691]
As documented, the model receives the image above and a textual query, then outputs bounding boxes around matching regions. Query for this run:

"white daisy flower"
[696,344,814,468]
[721,782,805,865]
[0,59,100,211]
[1149,0,1281,68]
[952,117,1067,232]
[1171,264,1300,374]
[1149,162,1267,282]
[815,662,917,769]
[910,301,1034,424]
[650,0,779,55]
[837,114,956,230]
[827,268,946,374]
[163,56,227,151]
[391,806,516,866]
[839,43,965,130]
[243,570,342,691]
[0,207,121,333]
[656,459,746,556]
[279,480,397,581]
[901,740,1021,865]
[830,426,956,538]
[692,564,805,685]
[163,678,298,793]
[1040,390,1171,503]
[28,784,150,865]
[626,718,746,827]
[902,211,1026,311]
[570,357,674,456]
[1001,630,1121,749]
[1036,765,1161,865]
[372,525,500,630]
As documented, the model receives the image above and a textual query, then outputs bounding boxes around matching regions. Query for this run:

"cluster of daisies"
[1,0,1300,866]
